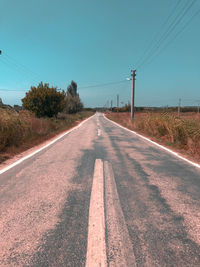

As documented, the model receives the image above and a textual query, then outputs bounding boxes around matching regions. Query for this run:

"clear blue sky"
[0,0,200,107]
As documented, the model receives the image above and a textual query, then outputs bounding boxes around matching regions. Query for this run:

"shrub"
[0,109,29,150]
[22,82,65,117]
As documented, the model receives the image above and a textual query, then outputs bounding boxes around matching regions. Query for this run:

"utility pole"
[178,98,181,117]
[131,70,136,120]
[117,94,119,108]
[110,100,113,110]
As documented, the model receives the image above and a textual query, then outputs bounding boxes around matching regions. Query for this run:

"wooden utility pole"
[131,70,136,120]
[117,94,119,108]
[107,100,109,109]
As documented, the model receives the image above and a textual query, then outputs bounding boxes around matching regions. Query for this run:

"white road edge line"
[86,159,107,267]
[0,114,95,175]
[104,115,200,169]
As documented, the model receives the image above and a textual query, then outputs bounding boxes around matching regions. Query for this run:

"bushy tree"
[64,81,83,113]
[22,82,65,117]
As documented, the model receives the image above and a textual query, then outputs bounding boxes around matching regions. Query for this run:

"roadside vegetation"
[0,80,94,163]
[0,108,94,163]
[22,80,83,117]
[106,111,200,163]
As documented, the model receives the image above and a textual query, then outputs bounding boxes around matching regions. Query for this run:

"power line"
[138,5,200,70]
[137,0,191,68]
[3,53,42,82]
[155,6,200,56]
[0,88,28,92]
[0,56,40,84]
[78,80,129,89]
[137,0,196,69]
[0,80,129,92]
[153,1,196,49]
[135,0,182,68]
[137,0,198,70]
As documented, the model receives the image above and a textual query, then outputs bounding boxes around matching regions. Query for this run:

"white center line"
[97,129,101,136]
[104,161,136,266]
[86,159,107,267]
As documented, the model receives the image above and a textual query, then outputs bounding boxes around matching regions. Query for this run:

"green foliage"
[22,82,65,117]
[64,80,83,114]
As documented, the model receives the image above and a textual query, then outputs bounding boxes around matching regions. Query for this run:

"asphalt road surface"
[0,113,200,267]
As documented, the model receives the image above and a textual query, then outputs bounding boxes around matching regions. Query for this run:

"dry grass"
[0,109,94,163]
[107,112,200,163]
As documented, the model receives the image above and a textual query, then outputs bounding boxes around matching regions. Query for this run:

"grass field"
[0,109,94,163]
[106,111,200,163]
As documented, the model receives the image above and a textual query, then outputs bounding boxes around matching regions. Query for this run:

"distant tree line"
[22,80,83,117]
[108,105,199,113]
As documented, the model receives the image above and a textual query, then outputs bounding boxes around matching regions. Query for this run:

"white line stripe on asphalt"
[104,115,200,169]
[0,114,95,175]
[86,159,107,267]
[97,129,101,136]
[104,161,136,266]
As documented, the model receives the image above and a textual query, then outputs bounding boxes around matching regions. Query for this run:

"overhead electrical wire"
[78,80,129,89]
[0,59,39,85]
[0,53,128,91]
[140,6,200,70]
[0,80,129,92]
[0,88,28,92]
[135,0,182,68]
[137,0,197,69]
[151,0,196,50]
[0,54,40,84]
[136,0,198,70]
[1,2,198,94]
[3,53,42,82]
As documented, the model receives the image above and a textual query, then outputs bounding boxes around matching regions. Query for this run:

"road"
[0,113,200,266]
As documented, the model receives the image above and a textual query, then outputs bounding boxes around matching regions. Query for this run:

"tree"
[22,82,65,117]
[64,81,83,113]
[67,80,78,97]
[0,98,3,107]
